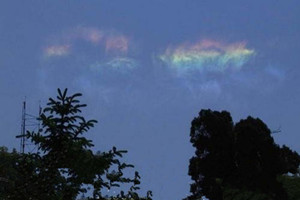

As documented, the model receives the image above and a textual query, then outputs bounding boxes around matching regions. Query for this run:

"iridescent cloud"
[44,44,70,57]
[43,27,131,58]
[42,27,137,75]
[105,35,129,54]
[159,39,255,73]
[69,27,130,54]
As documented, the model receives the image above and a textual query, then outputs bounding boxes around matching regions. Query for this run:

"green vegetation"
[279,175,300,200]
[186,109,300,200]
[1,91,300,200]
[0,89,152,200]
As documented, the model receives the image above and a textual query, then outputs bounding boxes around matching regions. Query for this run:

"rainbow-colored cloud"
[159,39,255,73]
[43,27,131,58]
[42,26,138,72]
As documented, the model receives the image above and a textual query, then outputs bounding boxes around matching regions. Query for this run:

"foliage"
[0,89,152,200]
[186,109,300,200]
[279,175,300,200]
[0,147,19,198]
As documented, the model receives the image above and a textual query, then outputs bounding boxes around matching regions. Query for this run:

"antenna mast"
[20,101,26,153]
[16,99,41,154]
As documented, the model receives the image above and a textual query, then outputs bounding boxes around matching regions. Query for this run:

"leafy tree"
[0,147,19,198]
[0,89,152,200]
[186,109,300,200]
[279,174,300,200]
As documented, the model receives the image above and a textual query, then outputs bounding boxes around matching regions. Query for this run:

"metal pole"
[21,101,26,153]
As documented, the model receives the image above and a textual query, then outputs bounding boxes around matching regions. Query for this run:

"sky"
[1,0,300,199]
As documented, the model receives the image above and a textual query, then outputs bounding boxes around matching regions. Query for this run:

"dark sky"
[1,1,300,199]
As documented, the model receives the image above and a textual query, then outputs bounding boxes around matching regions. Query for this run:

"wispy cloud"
[41,26,137,75]
[39,26,141,102]
[159,39,255,74]
[42,26,132,58]
[90,57,138,73]
[76,27,104,44]
[105,35,129,54]
[43,44,71,57]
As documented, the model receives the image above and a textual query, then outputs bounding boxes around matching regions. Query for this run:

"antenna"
[21,101,26,153]
[16,99,41,154]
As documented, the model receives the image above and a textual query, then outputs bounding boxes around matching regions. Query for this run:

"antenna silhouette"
[16,99,41,153]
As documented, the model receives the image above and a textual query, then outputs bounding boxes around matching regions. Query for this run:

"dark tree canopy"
[186,109,300,200]
[279,175,300,200]
[0,89,152,200]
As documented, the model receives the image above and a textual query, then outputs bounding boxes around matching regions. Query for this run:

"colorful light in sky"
[42,26,136,72]
[43,27,131,58]
[159,39,255,73]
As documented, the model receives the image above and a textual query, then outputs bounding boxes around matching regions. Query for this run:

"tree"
[0,89,152,200]
[186,109,300,200]
[0,147,19,199]
[279,174,300,200]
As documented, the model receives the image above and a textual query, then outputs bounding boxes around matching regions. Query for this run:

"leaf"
[62,88,68,99]
[57,88,63,99]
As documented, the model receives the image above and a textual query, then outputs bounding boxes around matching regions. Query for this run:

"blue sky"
[1,1,300,199]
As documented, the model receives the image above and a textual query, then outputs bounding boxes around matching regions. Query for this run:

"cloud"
[41,26,137,74]
[38,26,141,104]
[90,57,138,73]
[105,35,129,54]
[75,27,104,44]
[264,66,285,81]
[154,39,282,101]
[182,78,222,100]
[159,39,255,75]
[42,26,132,57]
[40,32,282,105]
[43,44,71,57]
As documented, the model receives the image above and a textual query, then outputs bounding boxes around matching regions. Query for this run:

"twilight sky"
[1,1,300,199]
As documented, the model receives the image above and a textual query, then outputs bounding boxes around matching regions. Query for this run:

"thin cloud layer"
[41,26,137,75]
[159,39,255,74]
[42,26,131,58]
[90,57,138,73]
[39,26,140,102]
[43,44,71,57]
[75,27,104,44]
[40,31,281,104]
[105,36,129,54]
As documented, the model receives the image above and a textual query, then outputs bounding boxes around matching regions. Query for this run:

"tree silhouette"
[0,89,152,200]
[186,109,300,200]
[279,174,300,200]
